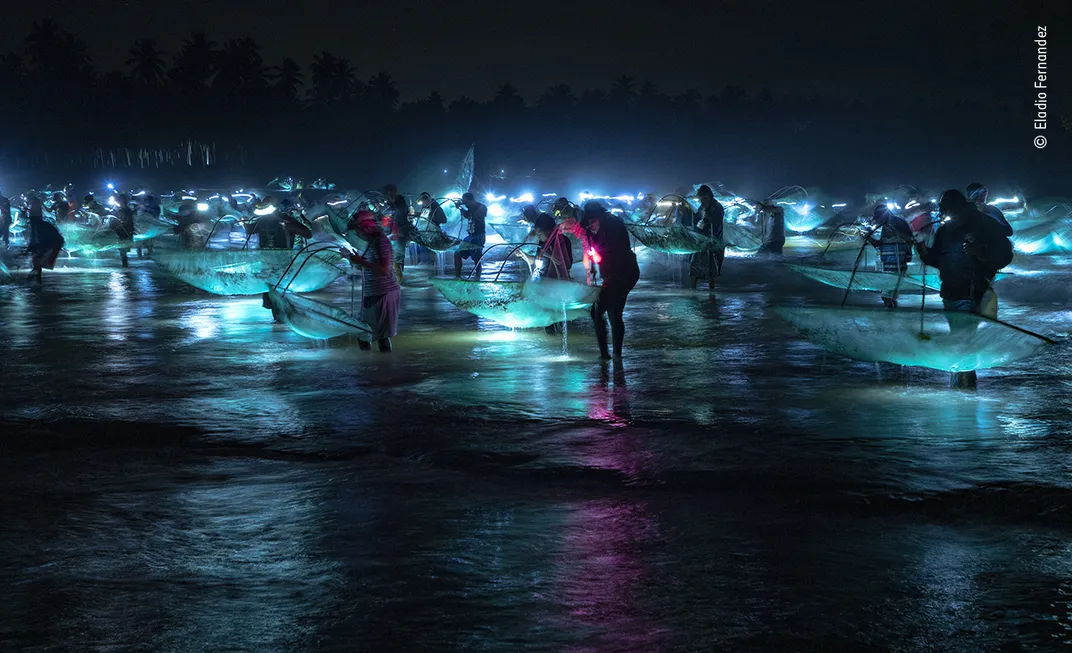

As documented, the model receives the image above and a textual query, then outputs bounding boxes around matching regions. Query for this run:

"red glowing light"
[587,247,601,264]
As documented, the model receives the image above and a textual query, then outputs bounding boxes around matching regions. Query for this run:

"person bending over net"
[454,192,487,279]
[565,202,639,362]
[866,204,914,308]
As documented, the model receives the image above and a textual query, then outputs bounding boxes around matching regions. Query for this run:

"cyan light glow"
[154,250,344,296]
[776,305,1052,372]
[431,278,599,329]
[268,290,370,340]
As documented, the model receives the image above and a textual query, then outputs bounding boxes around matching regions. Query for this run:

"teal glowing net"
[267,290,370,340]
[490,223,533,243]
[788,264,1007,293]
[625,224,716,254]
[1011,220,1072,255]
[788,264,939,293]
[430,278,600,328]
[775,305,1052,372]
[412,224,464,251]
[723,221,763,251]
[154,250,344,295]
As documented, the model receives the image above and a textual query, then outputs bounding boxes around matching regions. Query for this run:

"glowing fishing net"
[430,278,600,328]
[489,223,533,244]
[723,221,762,251]
[154,249,344,295]
[789,265,1009,292]
[267,290,370,340]
[134,215,173,241]
[412,223,464,251]
[775,305,1052,372]
[788,265,939,292]
[625,224,716,254]
[1011,220,1072,255]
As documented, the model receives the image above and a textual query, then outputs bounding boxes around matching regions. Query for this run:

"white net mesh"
[776,305,1052,372]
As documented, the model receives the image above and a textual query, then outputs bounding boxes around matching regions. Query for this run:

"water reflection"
[0,255,1070,650]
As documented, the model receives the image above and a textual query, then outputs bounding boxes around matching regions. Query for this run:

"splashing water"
[561,304,569,356]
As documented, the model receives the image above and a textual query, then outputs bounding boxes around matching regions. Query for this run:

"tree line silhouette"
[1,19,1068,195]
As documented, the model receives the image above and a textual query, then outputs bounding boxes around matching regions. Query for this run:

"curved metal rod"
[431,196,467,241]
[272,240,342,294]
[242,216,265,250]
[643,194,689,226]
[840,226,876,307]
[279,245,342,296]
[463,242,533,282]
[766,185,807,202]
[200,209,236,251]
[817,222,863,265]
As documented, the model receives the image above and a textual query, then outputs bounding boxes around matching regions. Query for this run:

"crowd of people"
[0,179,1018,376]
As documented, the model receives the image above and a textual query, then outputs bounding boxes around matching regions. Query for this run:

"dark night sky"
[9,0,1071,103]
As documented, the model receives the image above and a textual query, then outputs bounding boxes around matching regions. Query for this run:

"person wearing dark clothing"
[570,202,640,361]
[756,200,786,255]
[112,194,135,268]
[916,189,1014,389]
[174,202,205,249]
[140,194,162,255]
[520,213,573,281]
[418,192,447,225]
[389,194,413,281]
[916,190,1012,313]
[51,195,71,222]
[966,183,1013,236]
[552,197,577,221]
[689,185,725,291]
[866,204,914,308]
[520,213,575,335]
[253,214,295,251]
[454,192,487,278]
[521,205,540,226]
[0,196,11,248]
[26,198,65,283]
[251,208,298,320]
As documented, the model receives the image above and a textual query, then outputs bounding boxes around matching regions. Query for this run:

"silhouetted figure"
[389,193,412,281]
[966,182,1013,236]
[866,204,914,308]
[689,185,725,292]
[756,200,786,255]
[26,198,65,283]
[417,192,447,225]
[570,202,639,361]
[0,196,11,248]
[916,190,1013,389]
[454,192,487,278]
[112,193,135,267]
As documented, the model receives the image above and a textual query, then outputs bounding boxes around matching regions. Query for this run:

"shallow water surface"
[1,252,1070,651]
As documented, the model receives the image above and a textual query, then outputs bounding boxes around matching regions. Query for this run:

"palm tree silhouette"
[268,57,304,104]
[492,83,525,112]
[170,32,217,92]
[25,19,91,81]
[127,39,166,86]
[368,71,399,109]
[537,84,576,113]
[310,52,356,106]
[610,75,636,105]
